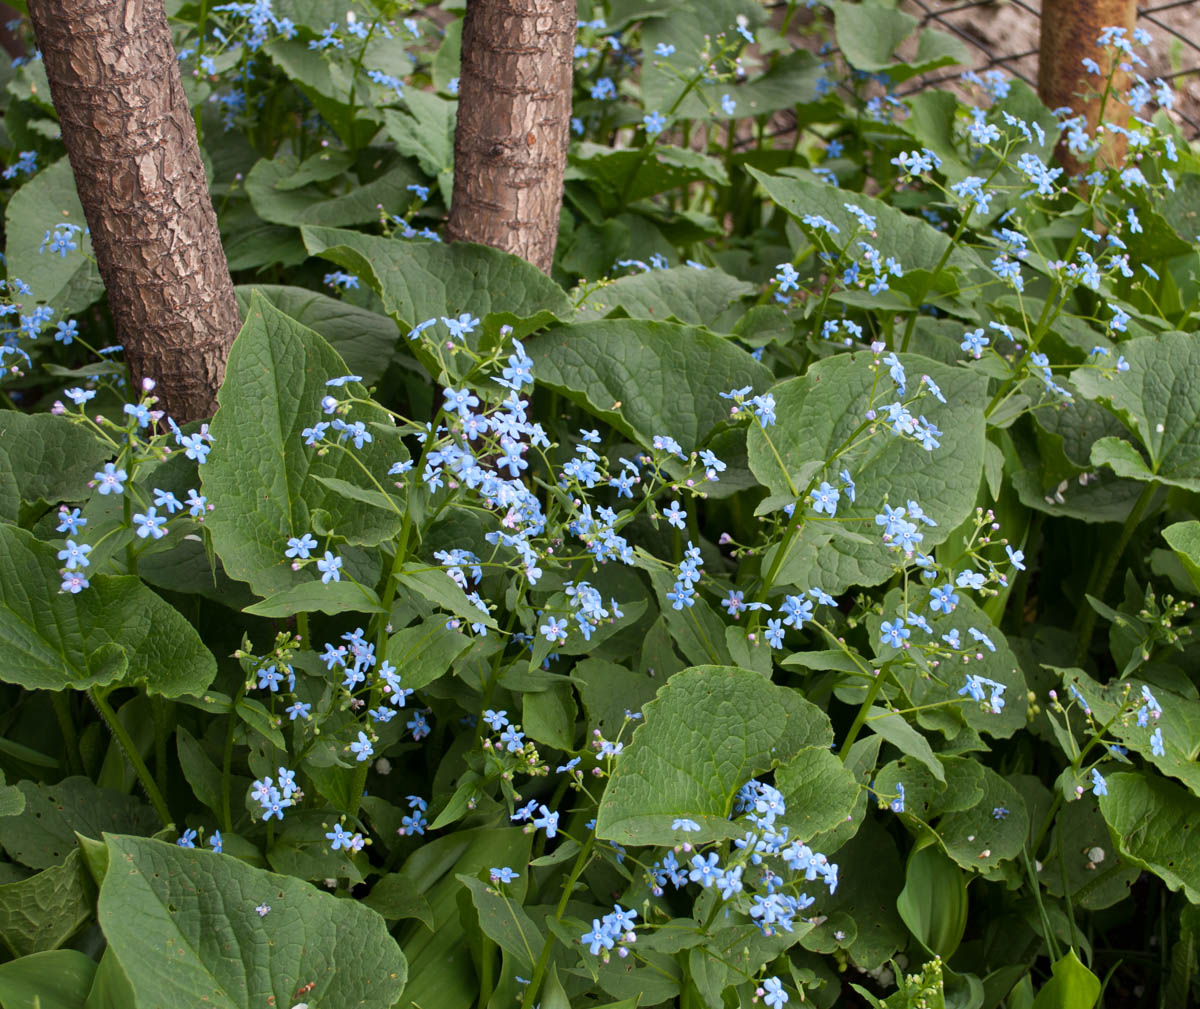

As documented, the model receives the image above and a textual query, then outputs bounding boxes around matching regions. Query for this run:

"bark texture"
[446,0,575,274]
[28,0,240,422]
[1038,0,1138,175]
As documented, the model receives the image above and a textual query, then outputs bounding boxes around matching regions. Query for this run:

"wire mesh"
[897,0,1200,138]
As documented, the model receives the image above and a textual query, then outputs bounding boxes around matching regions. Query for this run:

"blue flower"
[1090,768,1108,796]
[209,830,223,853]
[672,818,701,832]
[133,507,168,540]
[539,616,568,644]
[689,852,720,887]
[880,618,910,649]
[762,976,789,1008]
[664,500,687,529]
[643,111,667,135]
[1150,727,1165,756]
[349,731,374,762]
[809,481,840,516]
[286,533,317,559]
[929,584,958,614]
[764,618,785,649]
[489,866,518,883]
[94,462,128,495]
[316,550,343,583]
[177,828,197,848]
[890,782,905,813]
[1006,545,1026,571]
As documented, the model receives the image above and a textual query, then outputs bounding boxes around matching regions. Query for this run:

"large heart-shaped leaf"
[0,525,216,696]
[596,665,833,846]
[526,319,772,452]
[97,834,406,1009]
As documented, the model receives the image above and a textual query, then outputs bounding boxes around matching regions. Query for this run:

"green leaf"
[1098,771,1200,902]
[0,849,94,956]
[83,948,135,1009]
[267,810,363,884]
[1031,950,1100,1009]
[570,658,662,739]
[1072,332,1200,490]
[3,157,104,316]
[384,616,474,691]
[243,580,384,617]
[747,351,987,593]
[244,152,421,227]
[830,0,917,71]
[1041,796,1140,911]
[1162,520,1200,594]
[234,285,401,386]
[397,828,530,1009]
[97,834,406,1008]
[381,92,455,195]
[865,707,946,783]
[301,226,573,330]
[747,167,986,302]
[0,413,110,521]
[801,817,906,969]
[596,665,834,846]
[0,525,217,697]
[522,682,577,751]
[362,873,434,930]
[457,875,543,972]
[567,143,729,205]
[525,319,772,452]
[897,843,967,959]
[0,778,157,870]
[574,266,753,326]
[0,949,97,1009]
[774,745,862,841]
[203,293,404,597]
[393,566,498,631]
[937,766,1028,875]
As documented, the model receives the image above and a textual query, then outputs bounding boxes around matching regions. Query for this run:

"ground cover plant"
[0,1,1198,1006]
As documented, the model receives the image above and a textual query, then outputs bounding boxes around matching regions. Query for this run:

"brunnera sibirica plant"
[0,1,1197,1007]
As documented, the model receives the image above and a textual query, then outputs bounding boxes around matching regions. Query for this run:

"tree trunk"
[1038,0,1138,175]
[28,0,240,422]
[445,0,575,275]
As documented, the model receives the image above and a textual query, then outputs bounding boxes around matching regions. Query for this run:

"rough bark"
[28,0,240,422]
[446,0,574,274]
[1038,0,1138,175]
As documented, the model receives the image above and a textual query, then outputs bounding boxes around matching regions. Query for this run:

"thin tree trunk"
[445,0,574,275]
[28,0,239,422]
[1038,0,1138,175]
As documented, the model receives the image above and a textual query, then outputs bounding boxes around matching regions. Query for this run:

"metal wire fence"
[898,0,1200,138]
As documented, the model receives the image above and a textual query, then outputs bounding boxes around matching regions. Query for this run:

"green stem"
[837,668,887,759]
[221,680,248,833]
[520,832,597,1009]
[477,936,495,1009]
[91,688,171,827]
[1073,480,1157,663]
[50,692,81,774]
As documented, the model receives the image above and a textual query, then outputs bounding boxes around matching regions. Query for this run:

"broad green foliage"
[0,0,1198,1006]
[97,834,407,1009]
[527,319,772,451]
[0,525,216,695]
[301,225,572,331]
[597,666,833,845]
[204,293,404,596]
